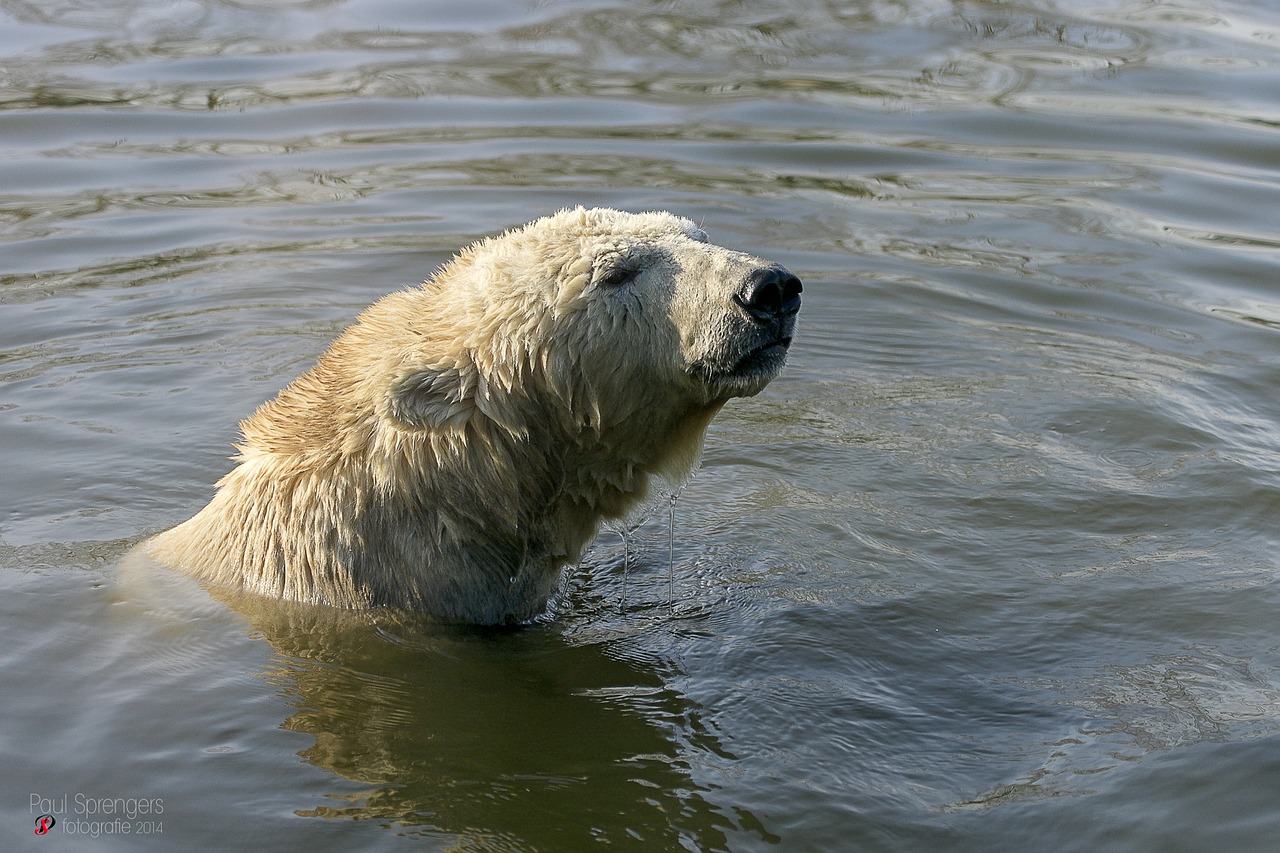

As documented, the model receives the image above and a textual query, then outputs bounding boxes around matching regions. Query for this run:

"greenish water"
[4,0,1280,850]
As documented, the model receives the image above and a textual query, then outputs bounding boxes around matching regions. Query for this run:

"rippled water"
[4,0,1280,850]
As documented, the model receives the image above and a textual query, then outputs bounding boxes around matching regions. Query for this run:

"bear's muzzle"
[733,265,803,322]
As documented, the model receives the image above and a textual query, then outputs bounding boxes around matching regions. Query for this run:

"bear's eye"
[596,264,639,288]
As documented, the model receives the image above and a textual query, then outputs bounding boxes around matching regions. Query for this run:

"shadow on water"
[116,556,757,851]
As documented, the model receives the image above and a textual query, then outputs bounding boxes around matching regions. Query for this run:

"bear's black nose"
[734,265,803,321]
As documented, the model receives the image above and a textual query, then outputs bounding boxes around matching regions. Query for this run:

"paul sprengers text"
[30,793,163,838]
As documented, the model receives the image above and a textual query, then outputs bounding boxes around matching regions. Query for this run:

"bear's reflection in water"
[193,580,759,850]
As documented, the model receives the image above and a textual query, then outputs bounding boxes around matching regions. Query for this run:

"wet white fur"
[146,208,789,623]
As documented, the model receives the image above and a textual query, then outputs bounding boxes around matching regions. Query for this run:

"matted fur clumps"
[146,207,800,624]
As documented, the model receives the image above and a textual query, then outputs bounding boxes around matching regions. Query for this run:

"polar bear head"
[383,207,802,451]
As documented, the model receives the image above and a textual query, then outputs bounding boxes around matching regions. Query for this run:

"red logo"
[34,814,56,835]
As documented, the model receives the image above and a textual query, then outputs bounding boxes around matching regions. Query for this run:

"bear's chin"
[734,337,792,375]
[691,338,792,399]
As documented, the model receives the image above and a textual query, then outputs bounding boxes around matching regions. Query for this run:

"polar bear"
[145,208,801,624]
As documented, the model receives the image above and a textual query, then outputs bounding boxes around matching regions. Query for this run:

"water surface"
[4,0,1280,850]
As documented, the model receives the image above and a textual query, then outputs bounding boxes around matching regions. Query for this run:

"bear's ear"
[385,360,528,437]
[385,363,478,431]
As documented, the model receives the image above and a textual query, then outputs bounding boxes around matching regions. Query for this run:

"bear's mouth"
[724,335,792,378]
[687,335,792,387]
[746,336,792,359]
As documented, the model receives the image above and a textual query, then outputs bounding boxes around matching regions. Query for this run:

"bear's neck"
[149,389,722,622]
[552,401,721,520]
